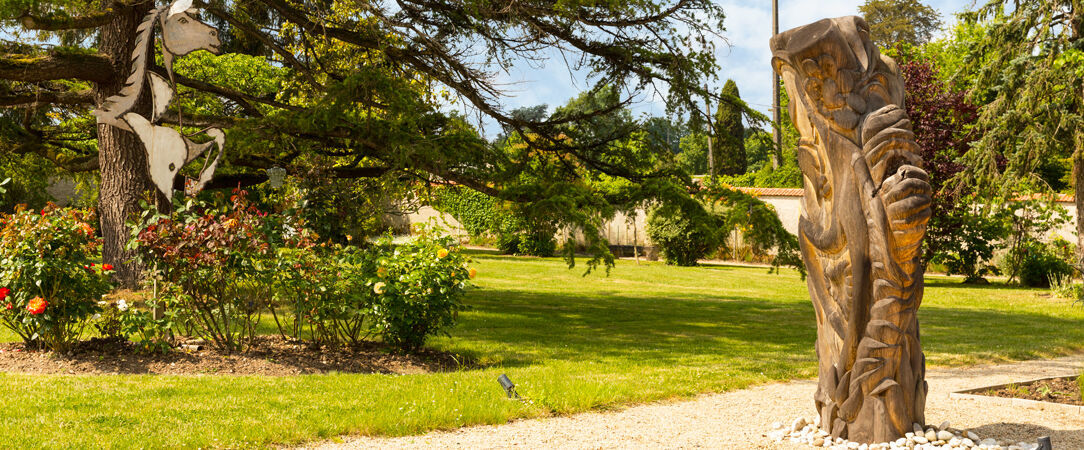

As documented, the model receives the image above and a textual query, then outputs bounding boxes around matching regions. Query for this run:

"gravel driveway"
[309,355,1084,449]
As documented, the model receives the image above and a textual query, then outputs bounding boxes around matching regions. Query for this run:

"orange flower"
[468,268,477,279]
[27,297,47,315]
[437,248,449,258]
[376,267,387,278]
[102,264,114,271]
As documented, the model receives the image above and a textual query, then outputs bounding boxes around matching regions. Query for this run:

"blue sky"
[471,0,978,136]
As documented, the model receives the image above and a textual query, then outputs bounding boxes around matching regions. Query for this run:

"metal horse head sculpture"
[94,0,225,198]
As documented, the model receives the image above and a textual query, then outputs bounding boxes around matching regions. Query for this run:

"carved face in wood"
[162,5,221,56]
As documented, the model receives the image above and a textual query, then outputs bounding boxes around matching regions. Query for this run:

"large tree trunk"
[95,2,154,288]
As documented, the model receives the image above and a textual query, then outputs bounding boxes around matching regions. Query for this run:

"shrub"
[1017,239,1075,288]
[0,205,111,351]
[269,245,372,346]
[928,205,1007,283]
[434,186,556,256]
[646,201,719,266]
[133,191,303,351]
[366,234,473,351]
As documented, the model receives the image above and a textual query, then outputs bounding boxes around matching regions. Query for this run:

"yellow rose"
[373,282,386,295]
[437,248,449,258]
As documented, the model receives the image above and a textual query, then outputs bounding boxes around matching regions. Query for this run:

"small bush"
[133,191,304,351]
[0,205,111,351]
[646,201,719,266]
[1016,239,1075,288]
[366,234,473,351]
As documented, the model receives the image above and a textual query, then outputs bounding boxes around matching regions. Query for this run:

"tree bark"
[95,1,154,288]
[1075,132,1084,275]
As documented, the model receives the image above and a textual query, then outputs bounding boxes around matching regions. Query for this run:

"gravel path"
[310,355,1084,449]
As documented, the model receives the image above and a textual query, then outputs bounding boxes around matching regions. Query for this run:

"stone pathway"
[309,355,1084,449]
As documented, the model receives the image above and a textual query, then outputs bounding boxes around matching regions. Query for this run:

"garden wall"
[399,188,1080,251]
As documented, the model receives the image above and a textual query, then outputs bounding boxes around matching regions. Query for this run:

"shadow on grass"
[446,287,1084,371]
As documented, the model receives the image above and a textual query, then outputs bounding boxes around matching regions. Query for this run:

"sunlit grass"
[0,252,1081,447]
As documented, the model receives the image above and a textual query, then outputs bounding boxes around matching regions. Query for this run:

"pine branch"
[0,90,94,107]
[0,53,115,84]
[18,7,120,31]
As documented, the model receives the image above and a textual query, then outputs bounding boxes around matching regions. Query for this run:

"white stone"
[939,421,951,431]
[914,423,925,434]
[962,438,975,447]
[771,421,783,430]
[907,432,915,438]
[914,435,929,444]
[813,437,825,446]
[967,431,980,441]
[979,438,998,446]
[925,430,938,442]
[938,430,955,441]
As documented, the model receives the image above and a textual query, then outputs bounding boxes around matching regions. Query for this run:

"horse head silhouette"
[94,0,226,198]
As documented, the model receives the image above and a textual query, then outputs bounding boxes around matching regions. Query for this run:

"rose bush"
[132,190,302,351]
[365,234,473,351]
[0,204,111,351]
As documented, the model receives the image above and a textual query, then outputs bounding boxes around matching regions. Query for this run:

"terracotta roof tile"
[734,187,805,197]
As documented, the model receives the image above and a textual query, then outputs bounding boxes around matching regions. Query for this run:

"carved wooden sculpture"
[93,0,225,198]
[770,16,932,443]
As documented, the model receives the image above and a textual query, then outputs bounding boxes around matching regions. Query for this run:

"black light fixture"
[1038,436,1052,450]
[497,374,519,399]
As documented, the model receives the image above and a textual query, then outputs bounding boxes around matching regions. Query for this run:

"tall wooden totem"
[770,16,932,443]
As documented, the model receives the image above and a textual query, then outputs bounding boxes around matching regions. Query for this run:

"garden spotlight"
[497,374,518,399]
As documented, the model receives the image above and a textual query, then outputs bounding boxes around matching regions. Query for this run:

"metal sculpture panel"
[94,0,224,197]
[770,16,932,443]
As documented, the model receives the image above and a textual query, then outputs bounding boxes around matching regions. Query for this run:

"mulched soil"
[0,336,472,376]
[982,376,1084,406]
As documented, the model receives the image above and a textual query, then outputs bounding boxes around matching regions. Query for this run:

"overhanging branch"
[0,53,115,84]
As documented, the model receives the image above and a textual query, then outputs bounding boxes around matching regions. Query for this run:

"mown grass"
[1,252,1082,448]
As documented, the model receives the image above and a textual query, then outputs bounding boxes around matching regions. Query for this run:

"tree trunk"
[1075,137,1084,276]
[95,2,154,288]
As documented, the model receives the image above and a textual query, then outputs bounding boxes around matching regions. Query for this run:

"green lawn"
[2,252,1082,447]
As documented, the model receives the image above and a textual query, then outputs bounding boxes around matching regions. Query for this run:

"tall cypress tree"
[713,79,746,176]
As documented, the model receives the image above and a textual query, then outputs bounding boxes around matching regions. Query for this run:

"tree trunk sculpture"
[770,16,932,443]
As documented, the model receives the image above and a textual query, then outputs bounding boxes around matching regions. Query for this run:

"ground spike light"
[497,374,518,399]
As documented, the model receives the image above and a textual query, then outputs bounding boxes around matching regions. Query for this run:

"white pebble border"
[767,416,1043,450]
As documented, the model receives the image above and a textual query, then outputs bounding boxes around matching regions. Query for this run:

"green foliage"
[432,187,500,237]
[677,132,709,175]
[998,193,1072,284]
[1015,239,1075,288]
[859,0,943,48]
[712,80,746,176]
[646,187,804,274]
[365,234,473,351]
[928,204,1008,283]
[268,245,372,346]
[132,191,305,352]
[717,164,802,188]
[433,186,556,257]
[645,200,719,266]
[0,205,111,351]
[269,233,473,351]
[957,1,1083,211]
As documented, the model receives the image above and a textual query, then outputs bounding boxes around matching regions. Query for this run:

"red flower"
[27,297,47,315]
[4,303,12,310]
[102,264,114,271]
[0,287,9,299]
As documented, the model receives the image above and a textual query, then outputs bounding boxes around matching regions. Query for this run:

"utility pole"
[705,93,716,186]
[771,0,782,169]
